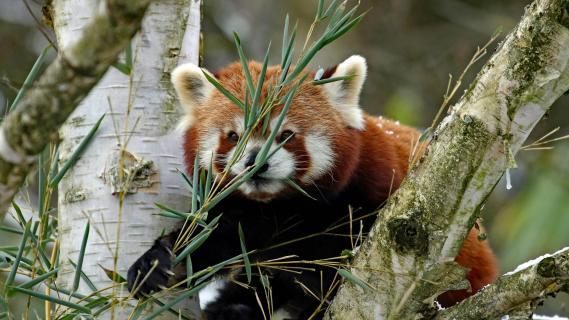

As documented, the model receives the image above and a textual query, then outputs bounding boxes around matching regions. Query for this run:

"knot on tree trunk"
[387,215,429,256]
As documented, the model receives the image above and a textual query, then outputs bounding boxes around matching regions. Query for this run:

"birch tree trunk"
[54,0,202,318]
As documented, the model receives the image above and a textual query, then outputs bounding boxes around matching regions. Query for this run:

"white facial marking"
[199,128,220,171]
[269,116,297,133]
[228,138,262,175]
[176,114,196,132]
[228,133,295,198]
[231,116,245,135]
[302,132,334,183]
[264,144,295,179]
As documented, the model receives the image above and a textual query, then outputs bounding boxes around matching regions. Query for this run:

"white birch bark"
[54,0,202,318]
[0,0,151,223]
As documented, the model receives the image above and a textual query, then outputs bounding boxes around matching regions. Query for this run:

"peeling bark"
[325,0,569,318]
[0,0,151,222]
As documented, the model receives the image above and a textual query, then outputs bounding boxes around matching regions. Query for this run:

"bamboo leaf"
[324,11,367,46]
[49,114,105,187]
[312,74,355,85]
[191,151,200,214]
[204,159,213,200]
[28,222,52,269]
[259,272,270,289]
[193,252,247,285]
[48,145,60,182]
[9,45,51,111]
[45,284,94,302]
[233,32,255,93]
[125,40,133,71]
[173,229,213,266]
[10,286,91,314]
[38,147,47,217]
[186,255,193,288]
[418,128,432,143]
[0,226,23,235]
[284,179,316,200]
[279,23,297,83]
[251,42,271,117]
[155,202,187,219]
[99,265,126,284]
[238,223,252,284]
[113,62,131,75]
[202,71,245,110]
[257,78,302,162]
[173,214,223,266]
[142,281,209,320]
[321,0,341,20]
[69,259,97,292]
[281,14,290,66]
[4,220,31,291]
[325,0,348,33]
[338,268,373,292]
[11,202,26,227]
[316,0,325,20]
[16,268,59,289]
[178,170,194,191]
[72,222,90,292]
[156,211,186,219]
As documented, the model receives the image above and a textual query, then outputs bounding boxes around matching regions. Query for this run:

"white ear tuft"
[171,63,215,129]
[321,55,367,130]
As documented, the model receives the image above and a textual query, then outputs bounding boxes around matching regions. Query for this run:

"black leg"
[203,278,265,320]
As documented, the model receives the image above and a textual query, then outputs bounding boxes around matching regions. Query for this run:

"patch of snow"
[504,247,569,276]
[533,315,569,320]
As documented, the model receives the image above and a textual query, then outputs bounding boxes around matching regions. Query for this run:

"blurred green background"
[1,0,567,317]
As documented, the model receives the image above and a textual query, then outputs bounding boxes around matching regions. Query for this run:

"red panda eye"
[228,131,239,142]
[279,130,295,143]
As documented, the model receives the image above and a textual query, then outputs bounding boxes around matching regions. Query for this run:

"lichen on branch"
[434,247,569,320]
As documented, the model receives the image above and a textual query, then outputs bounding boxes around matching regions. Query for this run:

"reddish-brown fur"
[183,61,498,307]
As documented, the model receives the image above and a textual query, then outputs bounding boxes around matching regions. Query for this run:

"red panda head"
[171,56,367,202]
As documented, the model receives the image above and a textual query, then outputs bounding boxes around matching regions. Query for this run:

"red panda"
[128,56,498,319]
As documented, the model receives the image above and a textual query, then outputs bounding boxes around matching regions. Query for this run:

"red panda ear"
[171,63,215,129]
[321,55,367,130]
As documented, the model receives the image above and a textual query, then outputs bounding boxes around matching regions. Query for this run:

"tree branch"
[325,0,569,318]
[435,247,569,320]
[0,0,151,221]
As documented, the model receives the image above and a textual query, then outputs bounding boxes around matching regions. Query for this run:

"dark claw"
[127,241,173,298]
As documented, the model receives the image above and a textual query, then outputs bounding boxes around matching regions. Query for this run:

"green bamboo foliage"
[0,1,364,318]
[9,45,51,112]
[49,114,105,188]
[139,0,365,315]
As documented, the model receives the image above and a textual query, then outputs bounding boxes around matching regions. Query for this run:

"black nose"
[245,149,269,175]
[257,163,269,174]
